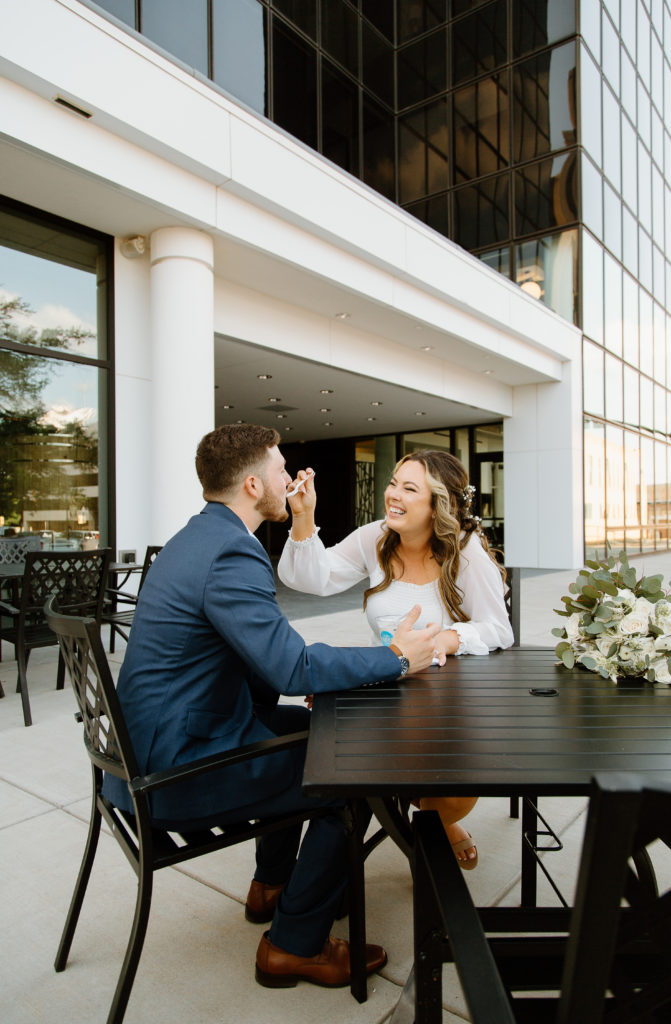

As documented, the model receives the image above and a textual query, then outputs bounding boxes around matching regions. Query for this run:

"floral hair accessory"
[460,483,480,523]
[552,546,671,684]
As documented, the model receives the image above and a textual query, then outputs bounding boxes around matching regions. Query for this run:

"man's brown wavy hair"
[196,424,280,498]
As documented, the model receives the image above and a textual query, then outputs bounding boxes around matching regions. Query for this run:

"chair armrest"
[414,812,516,1024]
[130,729,309,795]
[0,600,19,615]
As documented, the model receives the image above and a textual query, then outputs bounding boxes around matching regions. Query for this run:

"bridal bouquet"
[552,547,671,683]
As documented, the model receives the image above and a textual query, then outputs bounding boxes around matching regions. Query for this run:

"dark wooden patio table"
[302,646,671,1007]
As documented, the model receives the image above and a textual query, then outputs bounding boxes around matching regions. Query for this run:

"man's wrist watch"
[389,643,410,678]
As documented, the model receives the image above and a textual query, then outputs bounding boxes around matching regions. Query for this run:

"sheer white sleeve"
[277,520,383,596]
[453,534,514,653]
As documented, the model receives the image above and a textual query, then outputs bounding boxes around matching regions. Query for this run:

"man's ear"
[243,474,261,499]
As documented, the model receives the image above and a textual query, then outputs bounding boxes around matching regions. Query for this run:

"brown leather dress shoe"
[245,880,284,924]
[255,932,387,988]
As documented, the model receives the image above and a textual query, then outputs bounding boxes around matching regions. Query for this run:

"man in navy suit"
[105,424,440,989]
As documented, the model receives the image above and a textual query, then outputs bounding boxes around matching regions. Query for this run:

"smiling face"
[384,459,434,539]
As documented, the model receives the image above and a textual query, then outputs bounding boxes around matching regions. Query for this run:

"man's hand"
[391,605,442,674]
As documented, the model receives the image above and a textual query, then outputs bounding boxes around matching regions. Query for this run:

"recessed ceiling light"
[420,345,434,352]
[257,373,272,380]
[482,369,494,375]
[222,404,234,409]
[320,388,334,394]
[267,397,282,403]
[414,411,426,416]
[334,312,350,319]
[323,421,333,426]
[284,426,292,430]
[276,414,286,419]
[367,417,376,421]
[370,401,383,407]
[319,408,331,413]
[414,325,423,331]
[235,419,245,424]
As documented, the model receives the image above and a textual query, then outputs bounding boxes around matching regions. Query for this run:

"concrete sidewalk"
[2,553,671,1023]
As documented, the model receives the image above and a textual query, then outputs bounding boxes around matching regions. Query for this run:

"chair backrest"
[20,549,112,627]
[44,595,140,783]
[502,565,520,646]
[0,535,41,564]
[138,545,162,590]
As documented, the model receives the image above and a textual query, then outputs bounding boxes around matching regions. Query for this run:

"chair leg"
[56,649,66,690]
[106,854,154,1024]
[509,795,520,819]
[55,790,103,971]
[109,623,116,654]
[343,800,369,1004]
[16,641,32,727]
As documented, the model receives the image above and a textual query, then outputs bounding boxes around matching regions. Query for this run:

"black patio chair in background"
[411,774,671,1023]
[44,597,367,1024]
[0,549,112,726]
[102,545,162,652]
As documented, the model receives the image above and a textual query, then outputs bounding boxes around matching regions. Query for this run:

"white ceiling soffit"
[214,334,498,442]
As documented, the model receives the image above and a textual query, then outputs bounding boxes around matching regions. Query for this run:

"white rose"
[619,597,654,635]
[612,587,636,609]
[654,634,671,653]
[652,600,671,635]
[565,612,582,642]
[649,657,671,683]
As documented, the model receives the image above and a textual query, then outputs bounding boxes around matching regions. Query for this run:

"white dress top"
[277,520,514,656]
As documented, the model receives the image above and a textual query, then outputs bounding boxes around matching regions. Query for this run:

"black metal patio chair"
[44,597,367,1024]
[0,548,111,726]
[411,774,671,1024]
[102,545,162,651]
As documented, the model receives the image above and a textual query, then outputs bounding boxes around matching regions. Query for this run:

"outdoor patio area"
[2,558,671,1024]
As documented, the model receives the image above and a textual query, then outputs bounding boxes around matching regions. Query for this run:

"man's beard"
[255,488,289,523]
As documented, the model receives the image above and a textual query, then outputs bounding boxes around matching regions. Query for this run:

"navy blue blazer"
[104,502,401,824]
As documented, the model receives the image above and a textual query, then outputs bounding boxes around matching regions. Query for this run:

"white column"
[150,227,214,543]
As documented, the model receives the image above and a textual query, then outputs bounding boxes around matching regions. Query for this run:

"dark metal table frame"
[302,647,671,1006]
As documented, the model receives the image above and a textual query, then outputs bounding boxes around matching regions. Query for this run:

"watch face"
[399,656,410,677]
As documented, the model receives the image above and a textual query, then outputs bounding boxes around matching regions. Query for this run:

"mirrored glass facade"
[91,0,671,559]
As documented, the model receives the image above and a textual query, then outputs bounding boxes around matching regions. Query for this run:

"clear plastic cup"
[375,614,406,646]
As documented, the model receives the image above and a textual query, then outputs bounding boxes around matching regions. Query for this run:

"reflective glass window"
[362,97,395,200]
[602,83,621,191]
[453,174,509,249]
[398,0,447,44]
[512,0,576,59]
[581,153,603,240]
[272,21,317,147]
[398,99,449,203]
[580,48,602,168]
[361,0,394,42]
[652,165,664,247]
[638,140,652,232]
[638,226,653,293]
[142,0,208,73]
[398,28,447,108]
[667,186,671,258]
[638,4,651,90]
[641,435,654,550]
[514,153,577,235]
[603,180,622,260]
[653,245,665,306]
[581,230,603,343]
[583,340,605,416]
[620,48,637,123]
[666,63,671,125]
[655,440,669,545]
[641,377,654,433]
[579,0,600,62]
[620,1,636,62]
[515,229,577,321]
[654,301,666,385]
[478,246,511,276]
[322,61,359,176]
[95,0,135,25]
[605,424,625,549]
[638,79,651,149]
[624,431,641,551]
[603,0,619,31]
[272,0,317,40]
[404,195,449,238]
[603,251,622,355]
[624,365,639,428]
[640,289,654,377]
[652,108,664,170]
[601,10,620,94]
[620,115,637,212]
[512,42,576,162]
[362,21,394,106]
[655,384,667,434]
[584,417,606,558]
[622,271,639,366]
[621,204,638,277]
[321,0,358,76]
[605,351,623,422]
[453,75,509,184]
[651,33,664,112]
[452,0,507,85]
[212,0,266,114]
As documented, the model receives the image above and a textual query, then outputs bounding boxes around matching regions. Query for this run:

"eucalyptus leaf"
[561,649,575,669]
[585,621,606,634]
[582,656,596,670]
[555,641,570,657]
[607,643,618,658]
[551,626,566,637]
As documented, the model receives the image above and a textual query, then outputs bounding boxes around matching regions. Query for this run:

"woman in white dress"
[278,448,514,869]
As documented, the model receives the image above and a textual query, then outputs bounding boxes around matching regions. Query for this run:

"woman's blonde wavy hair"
[363,449,505,622]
